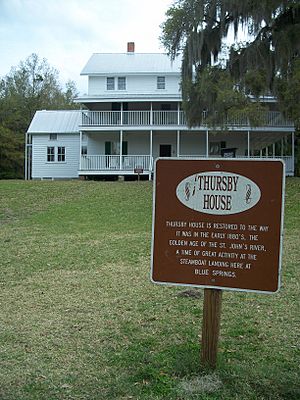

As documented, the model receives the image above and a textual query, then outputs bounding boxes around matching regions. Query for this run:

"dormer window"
[107,77,115,90]
[49,133,57,140]
[157,76,165,90]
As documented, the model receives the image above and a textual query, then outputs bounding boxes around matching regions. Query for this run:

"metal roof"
[81,53,182,76]
[27,110,81,133]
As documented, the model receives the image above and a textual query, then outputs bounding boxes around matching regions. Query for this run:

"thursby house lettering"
[196,174,239,211]
[176,171,261,215]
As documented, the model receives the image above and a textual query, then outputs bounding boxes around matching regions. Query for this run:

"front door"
[160,144,172,157]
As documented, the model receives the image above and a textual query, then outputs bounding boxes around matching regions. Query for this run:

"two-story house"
[25,42,295,180]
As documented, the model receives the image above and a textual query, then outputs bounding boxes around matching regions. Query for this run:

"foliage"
[0,53,79,178]
[182,66,265,128]
[161,0,300,129]
[0,126,23,178]
[0,179,299,399]
[275,59,300,129]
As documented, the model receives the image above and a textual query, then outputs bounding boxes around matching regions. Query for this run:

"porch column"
[177,102,180,125]
[247,130,250,157]
[177,130,180,157]
[273,143,275,158]
[28,135,32,180]
[120,130,123,170]
[25,131,28,180]
[149,130,153,180]
[206,130,209,157]
[150,102,153,125]
[79,131,82,171]
[120,102,123,125]
[292,131,295,172]
[150,130,153,170]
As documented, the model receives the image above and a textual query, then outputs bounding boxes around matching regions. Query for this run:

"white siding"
[124,132,151,154]
[32,133,80,179]
[180,132,207,156]
[88,132,120,155]
[207,132,248,157]
[89,77,106,95]
[87,131,151,156]
[152,131,178,158]
[88,75,180,96]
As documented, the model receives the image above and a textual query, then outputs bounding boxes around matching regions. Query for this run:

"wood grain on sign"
[151,158,285,293]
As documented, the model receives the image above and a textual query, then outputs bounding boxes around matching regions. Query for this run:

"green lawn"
[0,179,299,400]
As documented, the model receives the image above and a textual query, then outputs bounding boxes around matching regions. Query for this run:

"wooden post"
[201,288,222,369]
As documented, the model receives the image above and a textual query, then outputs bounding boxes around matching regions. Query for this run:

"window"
[118,77,126,90]
[47,147,55,162]
[157,76,165,89]
[50,133,57,140]
[107,77,115,90]
[105,141,128,155]
[107,77,127,90]
[81,145,87,155]
[57,147,66,162]
[209,141,226,156]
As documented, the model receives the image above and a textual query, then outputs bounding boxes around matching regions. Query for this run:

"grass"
[0,178,299,400]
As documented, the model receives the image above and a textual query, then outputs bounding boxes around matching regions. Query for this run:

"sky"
[0,0,174,94]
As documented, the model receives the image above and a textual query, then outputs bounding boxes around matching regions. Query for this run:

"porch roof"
[75,93,182,103]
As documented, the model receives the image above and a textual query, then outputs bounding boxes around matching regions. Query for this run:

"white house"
[25,42,295,180]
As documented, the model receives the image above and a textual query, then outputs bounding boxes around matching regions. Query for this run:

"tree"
[0,126,23,179]
[161,0,300,128]
[0,54,79,178]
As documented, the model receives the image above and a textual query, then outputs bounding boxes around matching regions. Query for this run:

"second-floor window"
[157,76,165,89]
[118,77,126,90]
[107,77,115,90]
[107,77,127,90]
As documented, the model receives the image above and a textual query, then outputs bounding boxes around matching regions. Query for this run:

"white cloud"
[0,0,174,93]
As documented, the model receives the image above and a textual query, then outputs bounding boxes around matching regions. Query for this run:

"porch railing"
[122,155,152,171]
[81,155,120,171]
[80,154,293,175]
[80,155,152,172]
[81,110,293,128]
[152,111,179,125]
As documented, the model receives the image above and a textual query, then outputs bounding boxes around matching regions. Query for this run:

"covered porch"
[78,129,295,177]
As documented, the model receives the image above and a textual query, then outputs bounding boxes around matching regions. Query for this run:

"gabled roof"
[81,53,182,76]
[27,110,81,133]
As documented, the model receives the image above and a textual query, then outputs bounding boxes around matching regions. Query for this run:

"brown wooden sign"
[151,158,285,293]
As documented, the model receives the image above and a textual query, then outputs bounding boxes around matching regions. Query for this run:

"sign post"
[134,167,143,181]
[201,288,222,368]
[151,158,285,368]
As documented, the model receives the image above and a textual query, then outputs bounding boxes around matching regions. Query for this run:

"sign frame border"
[150,157,286,295]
